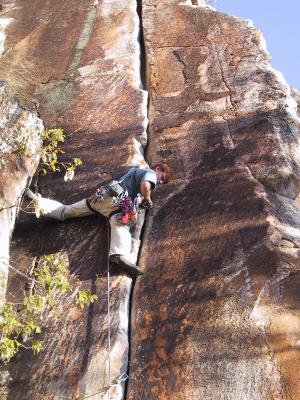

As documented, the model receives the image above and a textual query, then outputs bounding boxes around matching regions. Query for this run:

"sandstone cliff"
[0,82,42,304]
[1,1,300,399]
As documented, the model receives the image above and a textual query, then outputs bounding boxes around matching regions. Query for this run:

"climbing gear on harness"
[94,186,106,200]
[92,176,126,210]
[107,180,125,197]
[94,175,125,201]
[117,193,142,225]
[119,195,135,224]
[109,254,143,277]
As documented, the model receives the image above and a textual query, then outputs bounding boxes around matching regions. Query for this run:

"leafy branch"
[12,127,82,182]
[0,253,97,362]
[39,128,82,181]
[0,128,82,215]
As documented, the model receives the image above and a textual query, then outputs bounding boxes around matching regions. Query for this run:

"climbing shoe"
[109,255,143,278]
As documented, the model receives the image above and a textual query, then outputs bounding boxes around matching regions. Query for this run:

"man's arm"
[140,180,153,208]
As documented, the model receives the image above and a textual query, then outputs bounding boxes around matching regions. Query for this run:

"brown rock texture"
[0,0,147,399]
[0,81,42,304]
[1,0,300,400]
[127,2,300,400]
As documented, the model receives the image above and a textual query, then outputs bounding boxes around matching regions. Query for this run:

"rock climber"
[26,163,171,278]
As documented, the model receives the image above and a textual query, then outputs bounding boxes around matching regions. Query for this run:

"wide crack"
[137,0,147,91]
[124,1,149,399]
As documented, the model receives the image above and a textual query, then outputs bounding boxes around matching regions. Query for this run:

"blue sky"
[216,0,300,90]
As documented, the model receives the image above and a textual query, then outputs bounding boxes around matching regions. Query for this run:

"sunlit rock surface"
[0,81,42,304]
[127,2,300,400]
[0,0,147,399]
[1,0,300,399]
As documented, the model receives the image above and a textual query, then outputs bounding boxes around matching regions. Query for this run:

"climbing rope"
[0,258,36,283]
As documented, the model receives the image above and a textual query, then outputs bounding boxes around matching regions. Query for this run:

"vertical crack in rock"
[124,2,149,399]
[214,47,234,110]
[173,50,189,83]
[123,270,135,400]
[4,1,300,399]
[126,3,300,399]
[1,0,150,398]
[137,0,147,90]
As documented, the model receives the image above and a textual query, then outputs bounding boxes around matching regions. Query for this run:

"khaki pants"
[36,188,145,264]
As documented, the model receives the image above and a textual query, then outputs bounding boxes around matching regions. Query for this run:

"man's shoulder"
[128,166,154,174]
[139,168,157,188]
[121,166,154,180]
[136,167,155,176]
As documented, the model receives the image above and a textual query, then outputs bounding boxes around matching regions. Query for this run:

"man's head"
[152,163,171,184]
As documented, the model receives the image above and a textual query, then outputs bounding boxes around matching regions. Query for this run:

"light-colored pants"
[36,189,145,264]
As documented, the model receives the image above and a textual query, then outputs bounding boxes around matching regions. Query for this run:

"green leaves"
[32,341,43,354]
[0,338,20,362]
[22,322,41,342]
[0,253,98,362]
[39,128,82,180]
[75,291,98,309]
[12,128,83,184]
[23,294,44,314]
[73,158,82,167]
[41,128,65,144]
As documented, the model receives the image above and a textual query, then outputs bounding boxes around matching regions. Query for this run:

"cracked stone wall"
[1,0,300,400]
[0,0,147,399]
[127,2,300,400]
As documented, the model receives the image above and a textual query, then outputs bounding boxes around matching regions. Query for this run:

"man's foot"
[109,255,143,278]
[25,188,37,200]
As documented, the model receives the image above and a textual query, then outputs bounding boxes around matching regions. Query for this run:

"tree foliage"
[40,128,82,181]
[12,127,82,181]
[0,253,97,362]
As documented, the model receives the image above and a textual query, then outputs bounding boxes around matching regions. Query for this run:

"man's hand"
[142,198,153,209]
[140,181,153,208]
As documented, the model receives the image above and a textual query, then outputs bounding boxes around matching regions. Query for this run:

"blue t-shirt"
[120,167,157,199]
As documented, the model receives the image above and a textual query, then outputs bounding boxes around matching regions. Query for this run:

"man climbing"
[26,163,171,278]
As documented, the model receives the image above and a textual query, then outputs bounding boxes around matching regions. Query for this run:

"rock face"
[127,2,300,400]
[0,81,42,304]
[1,0,300,399]
[1,0,147,399]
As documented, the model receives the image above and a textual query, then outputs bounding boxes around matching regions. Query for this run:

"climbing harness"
[93,171,146,225]
[94,174,127,201]
[107,180,125,198]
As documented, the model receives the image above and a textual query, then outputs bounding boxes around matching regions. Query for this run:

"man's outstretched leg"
[26,189,94,220]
